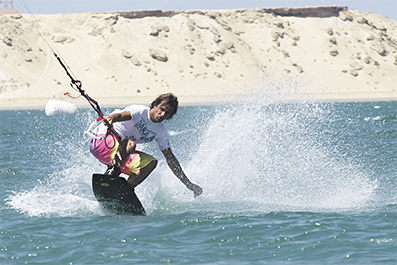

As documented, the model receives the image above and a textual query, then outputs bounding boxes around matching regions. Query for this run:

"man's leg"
[127,160,158,188]
[114,139,136,168]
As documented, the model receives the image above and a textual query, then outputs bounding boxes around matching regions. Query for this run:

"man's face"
[150,101,173,123]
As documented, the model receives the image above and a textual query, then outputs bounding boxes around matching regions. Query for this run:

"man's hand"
[103,116,114,128]
[187,183,203,198]
[104,111,132,128]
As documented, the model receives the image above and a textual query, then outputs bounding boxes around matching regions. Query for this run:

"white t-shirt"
[93,105,170,150]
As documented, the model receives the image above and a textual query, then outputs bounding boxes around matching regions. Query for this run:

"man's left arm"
[161,148,203,198]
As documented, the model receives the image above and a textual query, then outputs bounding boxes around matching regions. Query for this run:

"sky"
[9,0,397,21]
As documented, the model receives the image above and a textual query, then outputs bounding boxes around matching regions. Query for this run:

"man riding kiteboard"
[89,93,203,198]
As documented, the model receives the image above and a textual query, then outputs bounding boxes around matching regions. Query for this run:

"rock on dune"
[0,6,396,108]
[149,49,168,62]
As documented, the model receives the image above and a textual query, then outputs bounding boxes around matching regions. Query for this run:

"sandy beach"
[0,6,396,110]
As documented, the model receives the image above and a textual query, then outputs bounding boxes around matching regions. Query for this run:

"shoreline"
[1,92,396,111]
[0,8,396,110]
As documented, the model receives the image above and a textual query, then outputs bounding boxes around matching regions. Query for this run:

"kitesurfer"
[89,93,203,198]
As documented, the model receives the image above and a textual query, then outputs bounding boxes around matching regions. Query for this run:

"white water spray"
[7,78,377,216]
[158,79,377,213]
[178,102,376,212]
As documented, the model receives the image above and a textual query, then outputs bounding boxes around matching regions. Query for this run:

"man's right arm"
[105,111,131,126]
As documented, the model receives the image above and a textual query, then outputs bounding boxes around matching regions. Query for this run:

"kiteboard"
[92,173,146,215]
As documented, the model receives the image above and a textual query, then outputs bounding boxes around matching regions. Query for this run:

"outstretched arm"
[161,148,203,198]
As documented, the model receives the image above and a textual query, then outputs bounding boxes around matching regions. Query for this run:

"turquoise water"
[1,100,396,264]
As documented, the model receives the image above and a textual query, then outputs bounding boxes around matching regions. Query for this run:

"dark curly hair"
[150,93,179,120]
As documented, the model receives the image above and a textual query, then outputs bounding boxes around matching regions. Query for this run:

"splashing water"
[6,112,105,217]
[160,80,377,213]
[180,102,376,212]
[7,79,378,216]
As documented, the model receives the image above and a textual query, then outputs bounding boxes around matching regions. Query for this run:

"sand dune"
[0,6,396,109]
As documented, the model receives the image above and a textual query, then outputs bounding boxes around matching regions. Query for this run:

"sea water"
[1,96,396,263]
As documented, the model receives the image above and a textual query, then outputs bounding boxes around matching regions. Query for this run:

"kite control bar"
[54,53,121,142]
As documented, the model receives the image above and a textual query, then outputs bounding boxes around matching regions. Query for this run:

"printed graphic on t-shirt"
[132,118,156,143]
